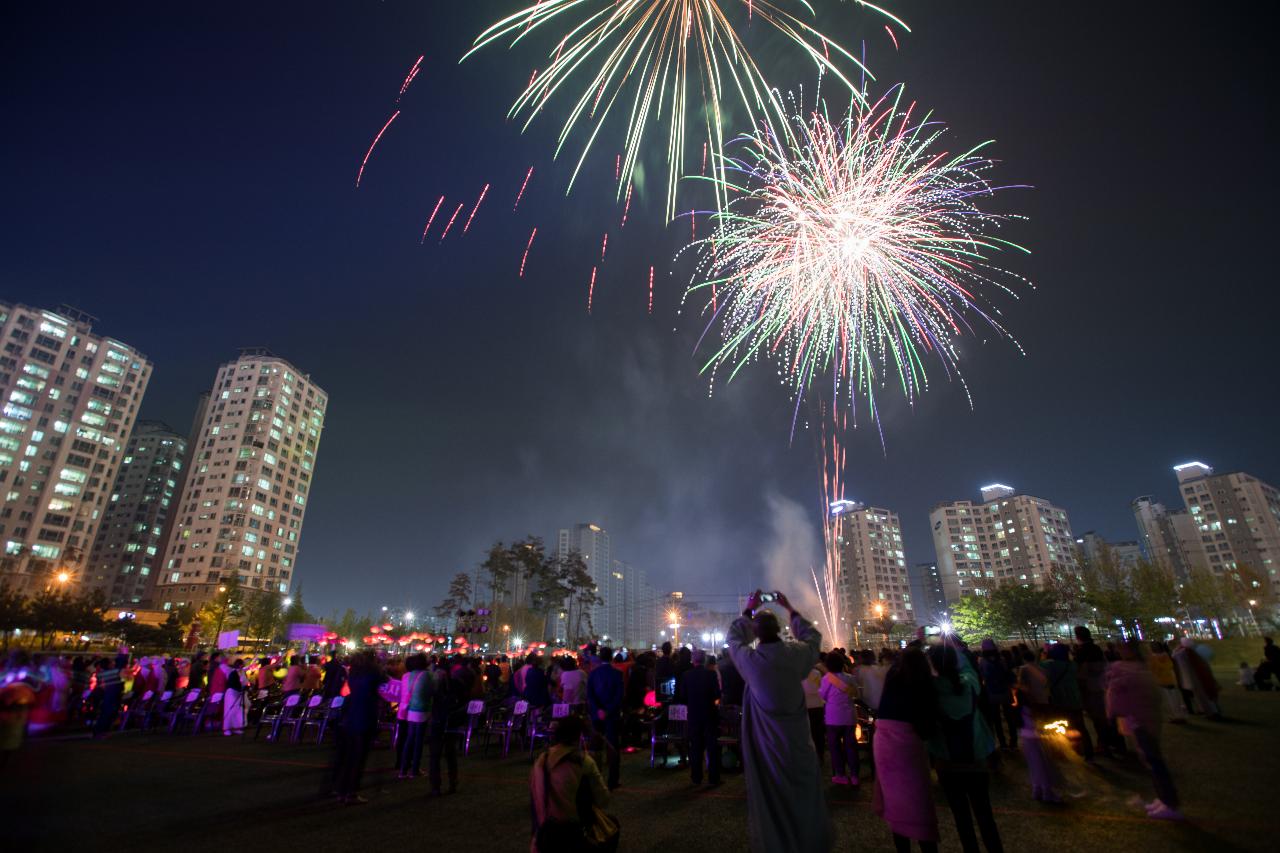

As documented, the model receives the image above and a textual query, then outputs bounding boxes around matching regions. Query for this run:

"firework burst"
[686,85,1030,433]
[464,1,907,221]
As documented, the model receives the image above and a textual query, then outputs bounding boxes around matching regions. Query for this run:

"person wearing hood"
[530,713,614,853]
[1172,638,1221,720]
[1106,641,1182,820]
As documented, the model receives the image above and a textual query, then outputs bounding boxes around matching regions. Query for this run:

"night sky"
[4,2,1276,619]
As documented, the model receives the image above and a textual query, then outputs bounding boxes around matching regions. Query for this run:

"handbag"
[533,751,621,853]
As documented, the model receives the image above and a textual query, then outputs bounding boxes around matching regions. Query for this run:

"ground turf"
[6,686,1277,852]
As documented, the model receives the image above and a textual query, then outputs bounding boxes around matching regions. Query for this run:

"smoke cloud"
[760,490,824,625]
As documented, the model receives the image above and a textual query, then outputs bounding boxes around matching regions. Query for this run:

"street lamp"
[56,570,70,585]
[282,597,293,608]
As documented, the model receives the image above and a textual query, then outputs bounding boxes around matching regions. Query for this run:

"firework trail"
[355,110,400,187]
[685,85,1029,433]
[464,1,908,221]
[884,25,899,50]
[462,183,490,234]
[519,227,538,277]
[621,182,633,227]
[438,202,465,242]
[397,55,424,102]
[514,167,534,210]
[420,195,445,244]
[600,232,608,262]
[587,266,598,313]
[648,266,654,314]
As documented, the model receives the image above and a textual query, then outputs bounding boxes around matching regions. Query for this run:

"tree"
[948,595,1006,643]
[447,572,474,609]
[1129,559,1179,636]
[68,589,108,637]
[242,591,284,644]
[155,612,184,648]
[1180,566,1234,632]
[1077,546,1139,635]
[283,585,313,626]
[198,575,245,643]
[557,551,600,643]
[991,584,1058,642]
[28,588,75,649]
[332,608,372,642]
[482,541,516,609]
[0,583,30,649]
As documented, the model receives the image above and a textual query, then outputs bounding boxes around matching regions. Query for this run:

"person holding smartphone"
[727,589,830,852]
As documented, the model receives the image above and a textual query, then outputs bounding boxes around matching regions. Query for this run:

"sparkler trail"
[465,2,910,221]
[438,202,465,242]
[397,55,424,102]
[514,167,534,210]
[462,183,490,234]
[420,195,445,244]
[519,227,538,277]
[685,85,1030,432]
[355,110,400,187]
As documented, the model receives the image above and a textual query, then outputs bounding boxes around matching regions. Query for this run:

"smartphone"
[759,592,777,603]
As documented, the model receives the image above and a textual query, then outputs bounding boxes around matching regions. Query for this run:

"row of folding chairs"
[115,688,226,734]
[650,703,746,768]
[254,692,345,744]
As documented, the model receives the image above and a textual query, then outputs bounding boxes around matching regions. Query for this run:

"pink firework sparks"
[587,266,597,314]
[621,181,633,227]
[885,25,899,50]
[701,142,707,175]
[519,227,538,277]
[526,68,538,92]
[355,110,400,187]
[648,266,654,314]
[615,154,621,182]
[600,232,608,262]
[462,183,490,234]
[514,166,533,210]
[397,55,424,102]
[690,210,696,241]
[438,202,465,242]
[419,195,445,244]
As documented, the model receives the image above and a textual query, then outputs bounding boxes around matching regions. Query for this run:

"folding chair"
[527,706,556,756]
[142,690,174,731]
[193,692,224,734]
[446,699,486,755]
[119,690,154,731]
[650,704,689,767]
[291,694,329,744]
[167,690,204,734]
[316,695,344,744]
[498,700,530,757]
[717,703,743,771]
[256,693,302,741]
[476,702,510,756]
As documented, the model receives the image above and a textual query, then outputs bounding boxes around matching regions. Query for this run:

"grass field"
[5,685,1277,853]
